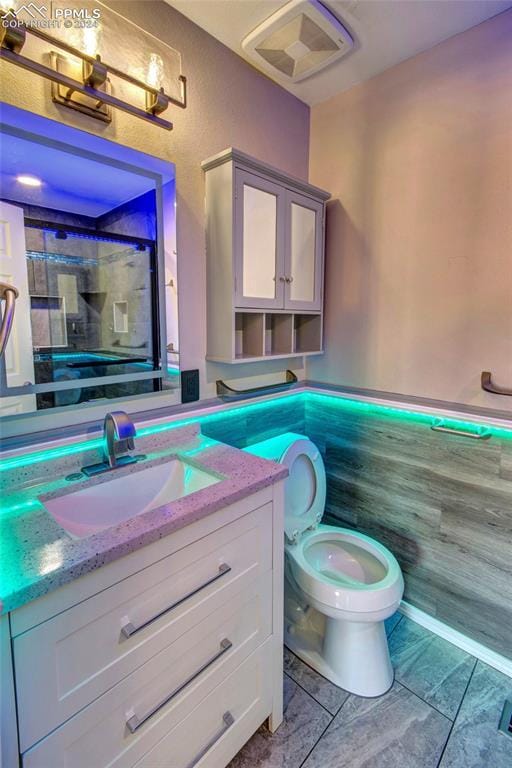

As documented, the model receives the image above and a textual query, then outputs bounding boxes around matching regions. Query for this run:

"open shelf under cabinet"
[211,310,323,364]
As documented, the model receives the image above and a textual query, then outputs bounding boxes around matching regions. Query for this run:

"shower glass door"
[24,221,159,410]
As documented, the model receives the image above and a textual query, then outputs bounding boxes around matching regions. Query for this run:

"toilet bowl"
[245,433,404,697]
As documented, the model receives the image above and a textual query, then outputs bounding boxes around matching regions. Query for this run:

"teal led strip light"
[0,394,302,472]
[307,392,512,440]
[1,391,511,473]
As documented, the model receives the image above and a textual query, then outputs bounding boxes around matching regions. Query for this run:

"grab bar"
[431,418,491,440]
[216,370,298,400]
[0,282,19,358]
[481,371,512,397]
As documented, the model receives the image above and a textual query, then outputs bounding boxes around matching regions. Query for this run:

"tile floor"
[229,615,512,768]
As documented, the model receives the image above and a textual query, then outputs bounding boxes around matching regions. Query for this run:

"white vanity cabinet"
[203,148,329,363]
[2,483,284,768]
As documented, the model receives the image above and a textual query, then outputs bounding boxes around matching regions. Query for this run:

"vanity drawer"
[22,579,273,768]
[134,640,274,768]
[15,504,272,752]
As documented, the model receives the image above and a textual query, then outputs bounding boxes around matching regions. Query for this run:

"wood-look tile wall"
[305,399,512,660]
[201,395,306,450]
[200,393,511,659]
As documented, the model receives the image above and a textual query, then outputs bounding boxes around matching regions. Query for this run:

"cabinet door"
[234,170,286,309]
[284,191,324,311]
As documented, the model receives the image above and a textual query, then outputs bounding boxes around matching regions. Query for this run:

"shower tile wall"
[304,397,512,660]
[96,191,156,359]
[26,232,100,351]
[97,243,153,359]
[16,197,157,360]
[97,189,157,241]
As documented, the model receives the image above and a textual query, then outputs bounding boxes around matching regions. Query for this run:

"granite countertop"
[0,424,287,615]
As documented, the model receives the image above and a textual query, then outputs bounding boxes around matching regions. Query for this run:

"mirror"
[289,202,316,303]
[242,182,278,300]
[0,104,179,428]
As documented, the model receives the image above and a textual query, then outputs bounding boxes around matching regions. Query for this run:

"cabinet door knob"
[285,276,294,283]
[279,276,286,282]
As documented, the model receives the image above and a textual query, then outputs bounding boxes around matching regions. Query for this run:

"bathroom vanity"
[0,426,286,768]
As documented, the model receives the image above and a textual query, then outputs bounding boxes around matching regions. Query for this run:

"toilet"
[245,433,404,697]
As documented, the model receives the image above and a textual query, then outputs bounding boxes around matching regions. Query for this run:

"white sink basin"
[42,458,222,539]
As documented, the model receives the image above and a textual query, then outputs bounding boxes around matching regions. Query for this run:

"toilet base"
[285,601,394,698]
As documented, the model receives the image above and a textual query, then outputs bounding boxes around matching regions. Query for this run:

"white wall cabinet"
[1,483,285,768]
[203,148,329,363]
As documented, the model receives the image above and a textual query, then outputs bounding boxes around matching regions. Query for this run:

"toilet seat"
[245,432,402,614]
[245,433,326,542]
[286,524,403,616]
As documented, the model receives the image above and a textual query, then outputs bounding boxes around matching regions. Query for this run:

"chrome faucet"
[103,411,136,468]
[82,411,138,477]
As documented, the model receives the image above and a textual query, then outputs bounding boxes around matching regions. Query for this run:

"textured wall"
[0,0,310,400]
[308,10,512,413]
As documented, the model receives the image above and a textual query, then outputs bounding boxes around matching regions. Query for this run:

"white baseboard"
[399,601,512,680]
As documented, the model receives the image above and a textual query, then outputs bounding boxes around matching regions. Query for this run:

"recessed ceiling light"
[16,174,42,187]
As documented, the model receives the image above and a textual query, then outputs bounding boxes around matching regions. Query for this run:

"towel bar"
[431,418,491,440]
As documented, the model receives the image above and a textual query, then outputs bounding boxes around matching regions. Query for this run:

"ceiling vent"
[242,0,354,83]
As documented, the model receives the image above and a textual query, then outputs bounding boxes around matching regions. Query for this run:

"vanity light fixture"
[0,9,187,130]
[16,174,42,186]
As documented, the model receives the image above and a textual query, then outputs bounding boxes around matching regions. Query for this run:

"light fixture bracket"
[0,17,26,53]
[146,88,170,116]
[50,51,112,123]
[82,55,108,89]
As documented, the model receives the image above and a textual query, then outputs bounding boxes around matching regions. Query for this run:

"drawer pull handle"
[185,711,235,768]
[431,419,491,440]
[121,563,232,639]
[126,638,233,734]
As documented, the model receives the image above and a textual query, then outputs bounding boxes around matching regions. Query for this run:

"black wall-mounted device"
[181,369,200,403]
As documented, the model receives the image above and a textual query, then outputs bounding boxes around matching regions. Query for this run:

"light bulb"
[82,25,100,57]
[147,53,164,89]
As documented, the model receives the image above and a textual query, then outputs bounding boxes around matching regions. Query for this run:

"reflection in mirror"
[0,107,178,426]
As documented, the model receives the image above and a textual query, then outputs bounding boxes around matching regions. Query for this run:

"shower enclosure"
[24,220,160,410]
